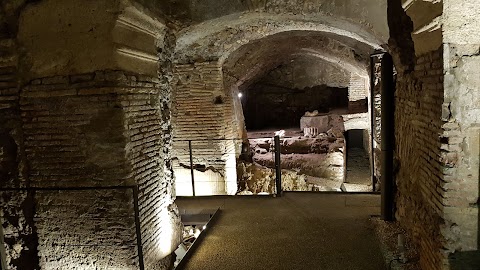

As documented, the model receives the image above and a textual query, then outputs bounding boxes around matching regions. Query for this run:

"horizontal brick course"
[395,47,448,269]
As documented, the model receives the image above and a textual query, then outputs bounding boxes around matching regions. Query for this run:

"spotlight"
[202,225,207,230]
[237,93,243,98]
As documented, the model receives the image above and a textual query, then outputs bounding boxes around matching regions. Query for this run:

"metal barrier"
[0,186,145,270]
[173,137,283,197]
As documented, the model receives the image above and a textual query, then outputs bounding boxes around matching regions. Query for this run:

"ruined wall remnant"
[1,1,182,269]
[237,161,310,194]
[247,122,346,191]
[442,0,480,266]
[390,0,447,268]
[388,0,479,268]
[394,47,445,268]
[348,75,368,113]
[172,62,239,196]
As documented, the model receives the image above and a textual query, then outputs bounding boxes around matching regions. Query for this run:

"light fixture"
[237,92,243,98]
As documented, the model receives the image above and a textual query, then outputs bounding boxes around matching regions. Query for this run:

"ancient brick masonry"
[0,38,39,269]
[348,74,368,112]
[172,62,239,195]
[394,47,446,269]
[0,70,181,269]
[0,39,22,187]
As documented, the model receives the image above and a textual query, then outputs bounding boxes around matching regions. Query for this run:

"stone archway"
[171,12,385,196]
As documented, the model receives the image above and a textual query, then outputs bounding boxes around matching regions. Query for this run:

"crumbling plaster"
[17,0,167,80]
[441,0,480,253]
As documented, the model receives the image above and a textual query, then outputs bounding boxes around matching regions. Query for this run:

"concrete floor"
[176,193,386,270]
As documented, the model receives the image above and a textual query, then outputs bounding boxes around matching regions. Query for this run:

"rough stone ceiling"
[222,31,371,90]
[174,12,386,64]
[160,0,388,40]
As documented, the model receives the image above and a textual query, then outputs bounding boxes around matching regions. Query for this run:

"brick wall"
[348,75,368,113]
[394,47,447,269]
[348,74,367,101]
[121,73,181,269]
[0,38,39,269]
[35,189,138,268]
[1,70,180,269]
[0,38,22,187]
[172,62,239,196]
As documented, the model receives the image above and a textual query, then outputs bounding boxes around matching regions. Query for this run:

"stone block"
[300,115,330,132]
[70,73,95,83]
[42,76,69,85]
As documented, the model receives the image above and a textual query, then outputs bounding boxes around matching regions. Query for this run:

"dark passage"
[242,84,348,130]
[344,130,372,192]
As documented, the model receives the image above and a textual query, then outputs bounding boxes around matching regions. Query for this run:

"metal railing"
[0,185,145,270]
[173,137,282,197]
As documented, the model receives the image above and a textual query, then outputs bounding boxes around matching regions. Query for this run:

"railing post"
[132,186,145,270]
[189,140,195,196]
[274,135,282,197]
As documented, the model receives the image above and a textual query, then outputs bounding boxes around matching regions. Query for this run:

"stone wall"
[9,71,180,269]
[0,38,37,270]
[394,47,446,269]
[262,57,351,89]
[392,0,480,268]
[442,0,480,266]
[348,75,368,112]
[172,62,239,196]
[1,1,182,269]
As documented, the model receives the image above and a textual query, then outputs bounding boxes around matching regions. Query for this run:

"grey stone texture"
[1,1,181,269]
[0,0,479,270]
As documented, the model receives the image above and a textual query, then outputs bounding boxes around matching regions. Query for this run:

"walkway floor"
[345,148,372,192]
[176,193,386,270]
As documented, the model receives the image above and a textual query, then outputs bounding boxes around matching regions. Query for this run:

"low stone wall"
[248,133,345,188]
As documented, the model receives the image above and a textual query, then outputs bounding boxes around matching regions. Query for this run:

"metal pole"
[189,140,195,196]
[380,53,394,221]
[132,186,145,270]
[274,135,282,197]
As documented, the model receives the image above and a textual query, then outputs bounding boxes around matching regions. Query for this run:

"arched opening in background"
[220,30,379,194]
[172,15,387,196]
